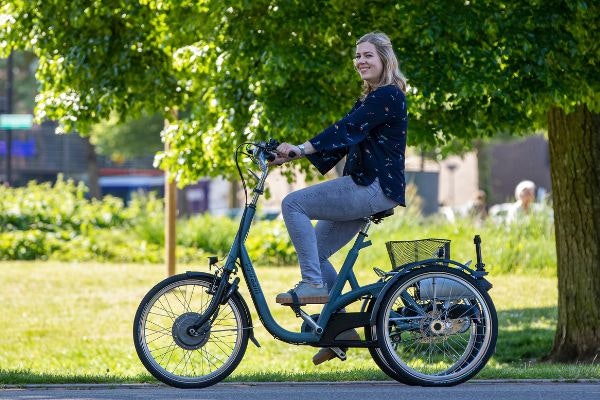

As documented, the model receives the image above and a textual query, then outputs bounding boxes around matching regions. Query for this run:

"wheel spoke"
[157,296,178,321]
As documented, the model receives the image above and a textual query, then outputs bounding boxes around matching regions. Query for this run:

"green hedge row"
[0,178,556,274]
[0,177,293,265]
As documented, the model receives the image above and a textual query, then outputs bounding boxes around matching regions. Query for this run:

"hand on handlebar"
[267,142,302,166]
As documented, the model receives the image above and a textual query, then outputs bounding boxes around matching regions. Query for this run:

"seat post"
[359,219,373,236]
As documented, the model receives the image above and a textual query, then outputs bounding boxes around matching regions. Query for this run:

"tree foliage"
[0,51,37,113]
[2,0,599,362]
[1,0,200,131]
[2,1,597,182]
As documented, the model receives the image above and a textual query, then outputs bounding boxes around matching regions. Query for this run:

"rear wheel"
[133,274,249,388]
[375,266,497,386]
[364,298,412,384]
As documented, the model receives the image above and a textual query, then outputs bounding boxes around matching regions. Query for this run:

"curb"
[1,380,600,390]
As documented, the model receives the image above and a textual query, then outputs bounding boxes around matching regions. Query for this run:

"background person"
[506,180,537,222]
[468,189,488,225]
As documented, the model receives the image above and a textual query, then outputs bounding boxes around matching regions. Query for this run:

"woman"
[271,32,408,364]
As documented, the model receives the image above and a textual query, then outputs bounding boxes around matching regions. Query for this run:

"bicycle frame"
[190,145,386,345]
[134,141,498,389]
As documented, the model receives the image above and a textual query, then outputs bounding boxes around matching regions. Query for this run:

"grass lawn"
[0,261,598,384]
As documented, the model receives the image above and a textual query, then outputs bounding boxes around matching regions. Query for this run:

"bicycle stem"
[249,166,269,207]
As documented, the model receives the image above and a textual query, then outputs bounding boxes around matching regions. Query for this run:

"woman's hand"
[268,142,302,166]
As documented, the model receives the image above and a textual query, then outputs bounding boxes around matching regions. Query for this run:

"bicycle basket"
[386,238,451,269]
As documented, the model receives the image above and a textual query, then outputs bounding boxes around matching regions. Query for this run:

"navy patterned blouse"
[307,84,408,206]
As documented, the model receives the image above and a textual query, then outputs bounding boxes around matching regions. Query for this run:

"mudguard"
[367,259,480,327]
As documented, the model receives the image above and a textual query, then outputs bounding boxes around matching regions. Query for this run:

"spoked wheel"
[133,274,249,388]
[375,266,497,386]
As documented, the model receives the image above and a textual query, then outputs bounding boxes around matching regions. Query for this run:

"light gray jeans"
[281,176,399,290]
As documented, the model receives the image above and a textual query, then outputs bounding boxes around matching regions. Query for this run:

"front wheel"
[133,274,249,388]
[375,266,497,386]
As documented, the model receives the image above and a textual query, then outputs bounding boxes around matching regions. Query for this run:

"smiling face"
[354,41,384,85]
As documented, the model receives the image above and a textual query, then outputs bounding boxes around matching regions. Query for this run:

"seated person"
[506,180,539,223]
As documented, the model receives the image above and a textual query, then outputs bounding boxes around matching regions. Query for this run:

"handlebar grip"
[288,151,297,158]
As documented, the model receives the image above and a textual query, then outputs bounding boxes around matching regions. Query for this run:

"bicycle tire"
[363,298,414,384]
[375,266,497,386]
[133,274,249,388]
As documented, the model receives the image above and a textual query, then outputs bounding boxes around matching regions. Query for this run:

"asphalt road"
[1,381,599,400]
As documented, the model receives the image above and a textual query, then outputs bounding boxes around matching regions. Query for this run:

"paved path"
[1,381,600,400]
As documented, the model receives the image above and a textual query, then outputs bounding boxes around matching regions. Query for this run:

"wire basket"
[386,238,451,269]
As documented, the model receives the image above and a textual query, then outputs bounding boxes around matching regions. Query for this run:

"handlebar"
[245,139,304,172]
[247,139,301,165]
[248,139,279,170]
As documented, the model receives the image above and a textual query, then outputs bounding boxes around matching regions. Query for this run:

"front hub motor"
[172,312,211,350]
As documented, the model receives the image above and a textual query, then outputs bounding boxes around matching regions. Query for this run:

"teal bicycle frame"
[190,145,386,345]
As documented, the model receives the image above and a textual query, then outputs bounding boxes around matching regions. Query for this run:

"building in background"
[480,134,551,205]
[403,134,550,217]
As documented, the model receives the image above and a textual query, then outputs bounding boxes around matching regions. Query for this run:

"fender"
[368,259,478,327]
[185,271,260,348]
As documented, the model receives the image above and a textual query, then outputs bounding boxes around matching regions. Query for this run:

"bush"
[0,177,127,233]
[0,230,59,260]
[0,178,557,274]
[352,207,556,276]
[177,214,238,255]
[246,219,296,266]
[0,178,158,263]
[125,192,165,246]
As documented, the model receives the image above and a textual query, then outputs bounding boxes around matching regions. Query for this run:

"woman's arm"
[310,86,405,153]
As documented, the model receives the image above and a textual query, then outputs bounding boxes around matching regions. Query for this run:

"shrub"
[246,219,296,266]
[177,214,238,255]
[0,177,128,233]
[0,178,557,274]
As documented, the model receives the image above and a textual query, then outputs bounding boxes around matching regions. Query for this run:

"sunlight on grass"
[0,261,597,384]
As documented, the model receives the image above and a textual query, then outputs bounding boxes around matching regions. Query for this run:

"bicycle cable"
[234,142,251,208]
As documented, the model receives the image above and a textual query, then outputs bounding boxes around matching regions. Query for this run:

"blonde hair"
[356,32,407,96]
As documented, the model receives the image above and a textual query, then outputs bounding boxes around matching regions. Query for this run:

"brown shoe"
[276,281,329,305]
[312,329,360,365]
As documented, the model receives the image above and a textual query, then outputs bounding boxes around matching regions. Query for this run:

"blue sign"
[0,139,37,157]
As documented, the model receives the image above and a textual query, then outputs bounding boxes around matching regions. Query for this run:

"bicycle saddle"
[370,208,394,224]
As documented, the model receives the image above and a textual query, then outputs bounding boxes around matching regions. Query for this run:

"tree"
[182,0,597,363]
[0,0,207,275]
[2,0,598,361]
[386,0,599,362]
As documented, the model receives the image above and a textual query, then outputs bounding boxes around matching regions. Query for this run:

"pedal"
[330,347,347,361]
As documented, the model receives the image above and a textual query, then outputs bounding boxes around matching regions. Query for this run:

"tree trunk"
[164,111,178,277]
[546,104,600,362]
